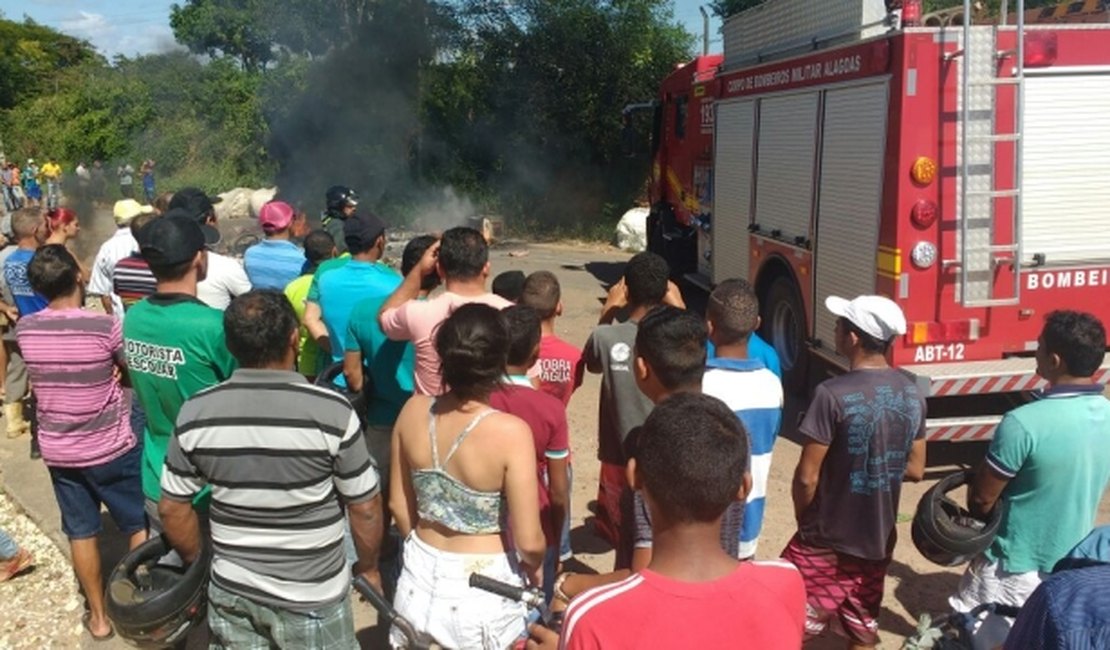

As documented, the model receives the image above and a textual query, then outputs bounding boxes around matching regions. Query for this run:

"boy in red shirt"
[545,392,805,650]
[520,271,583,405]
[521,270,581,563]
[490,305,570,600]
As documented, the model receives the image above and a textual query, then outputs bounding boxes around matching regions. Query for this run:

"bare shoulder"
[396,394,435,431]
[481,410,532,439]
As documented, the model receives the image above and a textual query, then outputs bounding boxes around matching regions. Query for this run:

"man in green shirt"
[124,210,236,530]
[952,310,1110,647]
[301,254,350,360]
[283,230,337,380]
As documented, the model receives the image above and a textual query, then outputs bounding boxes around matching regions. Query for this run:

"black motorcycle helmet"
[912,469,1005,567]
[325,185,359,214]
[315,361,370,429]
[106,535,213,648]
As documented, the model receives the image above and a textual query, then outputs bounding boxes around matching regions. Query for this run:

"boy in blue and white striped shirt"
[703,279,784,559]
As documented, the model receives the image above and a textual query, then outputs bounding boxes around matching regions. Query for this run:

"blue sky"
[674,1,724,53]
[0,0,179,58]
[0,0,721,60]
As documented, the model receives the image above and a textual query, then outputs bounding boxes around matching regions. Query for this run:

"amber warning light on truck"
[911,157,937,185]
[908,320,979,346]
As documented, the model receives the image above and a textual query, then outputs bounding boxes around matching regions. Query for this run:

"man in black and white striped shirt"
[159,290,383,649]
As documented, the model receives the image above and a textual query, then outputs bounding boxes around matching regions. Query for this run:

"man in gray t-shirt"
[117,164,134,199]
[584,320,652,466]
[1,167,13,212]
[582,251,681,560]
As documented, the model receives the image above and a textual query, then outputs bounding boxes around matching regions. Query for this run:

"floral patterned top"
[412,405,506,535]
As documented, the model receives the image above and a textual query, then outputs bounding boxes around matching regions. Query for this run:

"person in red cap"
[781,294,927,650]
[243,200,307,290]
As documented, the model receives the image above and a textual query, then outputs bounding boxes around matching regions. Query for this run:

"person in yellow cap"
[88,199,155,317]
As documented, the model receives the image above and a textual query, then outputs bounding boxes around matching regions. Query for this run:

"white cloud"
[59,10,110,36]
[57,10,181,58]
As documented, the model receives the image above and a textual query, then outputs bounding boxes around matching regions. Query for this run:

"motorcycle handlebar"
[353,575,423,647]
[468,573,545,609]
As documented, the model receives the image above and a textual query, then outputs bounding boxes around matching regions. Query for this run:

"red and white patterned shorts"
[781,534,889,646]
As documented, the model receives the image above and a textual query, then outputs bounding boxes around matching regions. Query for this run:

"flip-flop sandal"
[82,613,115,642]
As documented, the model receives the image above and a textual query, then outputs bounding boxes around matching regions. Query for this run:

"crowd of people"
[0,157,62,211]
[0,183,1107,650]
[0,157,154,215]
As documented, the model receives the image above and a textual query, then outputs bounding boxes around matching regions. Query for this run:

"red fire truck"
[640,0,1110,442]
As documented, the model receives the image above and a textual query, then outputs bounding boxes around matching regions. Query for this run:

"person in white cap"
[88,199,155,317]
[781,294,927,650]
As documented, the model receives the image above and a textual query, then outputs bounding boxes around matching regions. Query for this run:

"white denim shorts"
[949,554,1049,650]
[391,532,528,650]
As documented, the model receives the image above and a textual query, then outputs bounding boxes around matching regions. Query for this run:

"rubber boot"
[4,402,29,439]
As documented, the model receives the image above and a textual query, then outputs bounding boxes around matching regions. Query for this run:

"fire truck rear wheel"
[763,276,809,396]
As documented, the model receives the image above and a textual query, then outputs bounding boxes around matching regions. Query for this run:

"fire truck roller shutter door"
[713,99,756,283]
[753,92,819,245]
[1023,72,1110,266]
[812,82,889,358]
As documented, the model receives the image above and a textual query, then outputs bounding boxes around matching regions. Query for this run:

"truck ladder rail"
[967,133,1021,143]
[966,189,1020,198]
[956,0,1026,308]
[969,77,1023,86]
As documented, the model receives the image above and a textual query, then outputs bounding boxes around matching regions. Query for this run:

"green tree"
[2,64,151,163]
[168,0,385,71]
[709,0,764,18]
[0,17,99,109]
[420,0,693,227]
[169,0,276,72]
[1,1,693,233]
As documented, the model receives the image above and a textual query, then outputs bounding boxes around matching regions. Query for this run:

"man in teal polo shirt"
[953,310,1110,647]
[316,212,400,370]
[343,235,439,492]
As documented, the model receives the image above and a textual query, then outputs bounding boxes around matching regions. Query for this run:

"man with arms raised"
[581,252,682,557]
[379,226,510,396]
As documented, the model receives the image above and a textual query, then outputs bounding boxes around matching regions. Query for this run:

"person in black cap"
[122,212,237,533]
[167,187,221,228]
[322,185,359,255]
[492,270,526,303]
[168,187,251,310]
[303,212,395,367]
